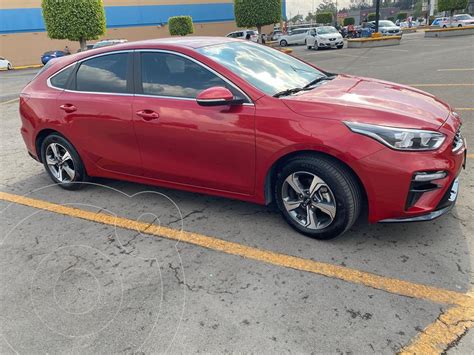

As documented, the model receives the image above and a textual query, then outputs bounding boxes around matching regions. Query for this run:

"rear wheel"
[40,134,87,190]
[275,155,361,239]
[280,39,288,47]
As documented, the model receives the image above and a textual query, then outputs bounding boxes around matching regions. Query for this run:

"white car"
[305,26,344,50]
[0,57,13,70]
[279,28,312,47]
[440,14,474,28]
[226,29,258,42]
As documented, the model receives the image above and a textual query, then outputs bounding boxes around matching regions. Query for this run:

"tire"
[7,63,12,70]
[442,25,447,28]
[280,40,288,47]
[274,155,361,240]
[313,42,319,50]
[337,45,343,49]
[458,24,462,27]
[40,133,87,190]
[307,45,312,50]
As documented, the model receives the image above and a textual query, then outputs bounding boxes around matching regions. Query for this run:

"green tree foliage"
[234,0,281,42]
[168,16,194,36]
[290,14,304,23]
[305,12,316,22]
[41,0,106,50]
[397,12,408,20]
[387,16,395,21]
[368,12,377,21]
[438,0,468,15]
[316,12,333,24]
[343,17,355,25]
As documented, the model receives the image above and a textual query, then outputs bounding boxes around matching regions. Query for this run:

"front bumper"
[318,40,344,48]
[379,177,459,222]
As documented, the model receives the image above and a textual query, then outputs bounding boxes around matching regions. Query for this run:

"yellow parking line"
[400,291,474,354]
[0,191,472,307]
[468,154,474,159]
[437,68,474,72]
[408,83,474,87]
[0,97,19,105]
[456,108,474,111]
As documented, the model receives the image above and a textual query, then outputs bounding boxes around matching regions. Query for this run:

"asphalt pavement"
[0,31,473,353]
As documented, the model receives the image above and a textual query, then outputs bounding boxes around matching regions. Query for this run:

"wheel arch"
[264,150,368,220]
[35,128,68,163]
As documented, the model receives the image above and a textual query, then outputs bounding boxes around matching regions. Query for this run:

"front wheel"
[280,40,288,47]
[337,45,343,49]
[307,45,312,49]
[7,63,12,70]
[275,155,361,239]
[41,134,87,190]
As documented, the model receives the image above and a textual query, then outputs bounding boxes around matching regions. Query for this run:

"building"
[0,0,287,66]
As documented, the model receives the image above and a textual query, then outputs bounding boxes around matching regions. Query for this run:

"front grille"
[329,38,336,41]
[452,126,463,151]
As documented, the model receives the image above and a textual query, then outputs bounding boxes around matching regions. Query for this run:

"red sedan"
[19,37,466,239]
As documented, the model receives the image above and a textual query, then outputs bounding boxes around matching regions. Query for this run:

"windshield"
[379,21,396,27]
[317,27,338,34]
[455,15,472,20]
[198,42,325,96]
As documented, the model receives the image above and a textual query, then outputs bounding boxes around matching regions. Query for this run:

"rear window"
[50,65,75,89]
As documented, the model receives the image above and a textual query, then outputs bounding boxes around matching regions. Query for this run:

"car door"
[57,51,142,176]
[132,50,256,194]
[308,29,316,46]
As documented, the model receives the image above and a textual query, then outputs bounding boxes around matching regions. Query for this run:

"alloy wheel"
[281,171,337,230]
[45,142,76,182]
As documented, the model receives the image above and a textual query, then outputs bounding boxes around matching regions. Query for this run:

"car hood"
[282,74,451,130]
[318,33,341,39]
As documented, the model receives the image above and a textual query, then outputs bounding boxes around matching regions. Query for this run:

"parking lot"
[0,31,473,353]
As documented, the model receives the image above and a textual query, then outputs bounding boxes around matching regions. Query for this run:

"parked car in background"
[269,30,283,41]
[430,17,448,27]
[306,26,344,50]
[92,39,128,49]
[226,30,258,42]
[440,14,474,28]
[0,57,13,70]
[279,28,312,46]
[77,44,95,53]
[368,20,402,36]
[41,50,67,65]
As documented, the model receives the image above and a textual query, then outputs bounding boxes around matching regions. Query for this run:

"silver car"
[368,20,402,36]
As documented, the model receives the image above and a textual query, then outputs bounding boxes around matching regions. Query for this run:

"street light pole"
[375,0,380,32]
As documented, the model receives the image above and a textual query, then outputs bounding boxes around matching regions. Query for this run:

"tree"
[438,0,468,17]
[168,16,194,36]
[368,12,377,21]
[316,12,333,24]
[42,0,106,51]
[397,12,408,20]
[234,0,281,43]
[290,14,304,23]
[305,12,317,22]
[343,17,355,25]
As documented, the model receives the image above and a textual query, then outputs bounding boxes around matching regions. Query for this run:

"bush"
[387,16,395,22]
[41,0,106,50]
[343,17,355,26]
[316,12,333,24]
[168,16,194,36]
[397,12,408,21]
[367,13,376,21]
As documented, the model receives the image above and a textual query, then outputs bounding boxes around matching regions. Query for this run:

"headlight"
[344,122,446,151]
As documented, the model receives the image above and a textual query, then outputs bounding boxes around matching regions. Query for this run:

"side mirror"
[196,87,243,106]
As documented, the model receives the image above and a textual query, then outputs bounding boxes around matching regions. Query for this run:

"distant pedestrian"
[64,46,71,55]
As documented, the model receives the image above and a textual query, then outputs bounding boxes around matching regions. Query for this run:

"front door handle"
[59,104,77,113]
[136,110,160,121]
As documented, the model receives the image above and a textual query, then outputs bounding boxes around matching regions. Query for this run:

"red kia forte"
[19,37,466,239]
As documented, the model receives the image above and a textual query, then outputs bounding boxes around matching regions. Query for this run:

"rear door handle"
[136,110,160,121]
[59,104,77,113]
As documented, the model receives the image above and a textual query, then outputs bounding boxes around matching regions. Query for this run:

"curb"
[13,64,43,70]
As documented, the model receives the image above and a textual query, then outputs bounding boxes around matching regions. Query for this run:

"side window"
[236,32,243,38]
[310,29,316,36]
[76,53,129,93]
[50,65,75,89]
[140,52,230,99]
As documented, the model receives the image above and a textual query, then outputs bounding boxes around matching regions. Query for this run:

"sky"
[285,0,352,18]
